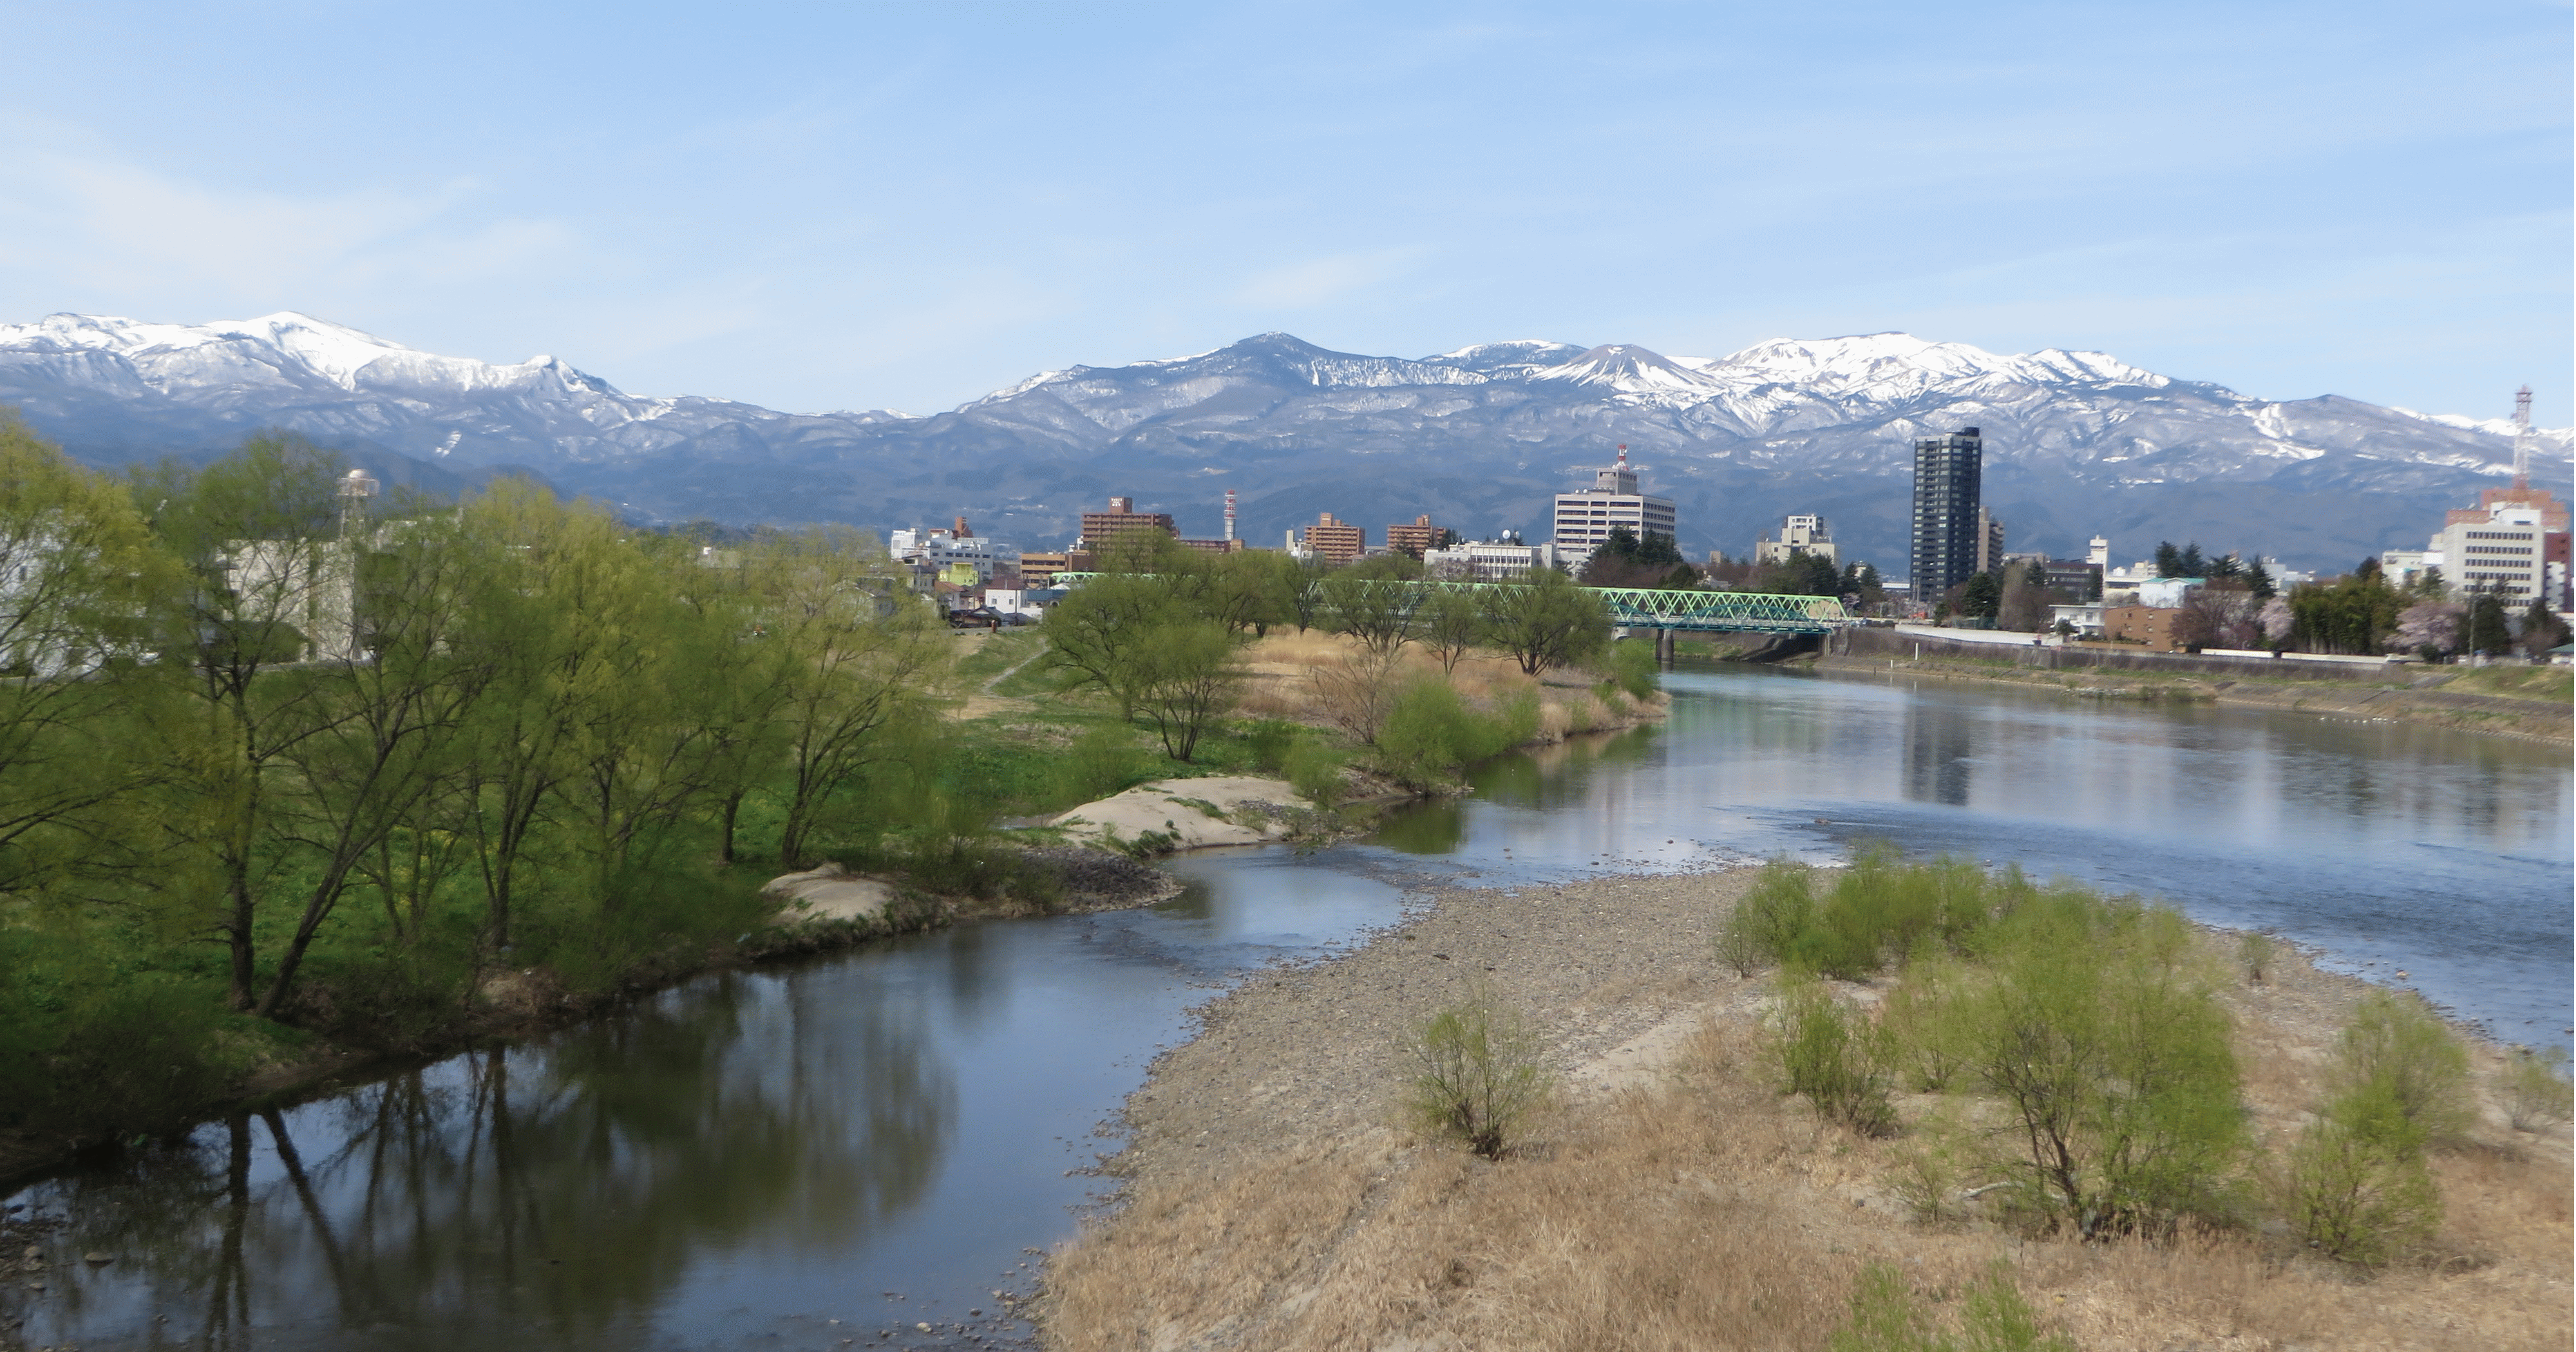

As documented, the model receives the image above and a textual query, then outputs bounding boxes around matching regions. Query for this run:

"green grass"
[952,628,1047,688]
[2441,665,2572,703]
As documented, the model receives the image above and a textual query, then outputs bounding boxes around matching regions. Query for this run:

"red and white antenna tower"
[1223,487,1237,542]
[2511,386,2535,491]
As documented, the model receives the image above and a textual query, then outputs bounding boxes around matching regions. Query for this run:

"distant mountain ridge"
[2,311,2563,574]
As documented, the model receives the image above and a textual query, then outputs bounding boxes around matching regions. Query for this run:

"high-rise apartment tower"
[1910,428,1984,601]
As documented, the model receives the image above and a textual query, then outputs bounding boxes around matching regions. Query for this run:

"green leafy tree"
[1320,572,1423,654]
[1128,620,1241,762]
[1475,568,1611,675]
[2287,563,2403,654]
[1417,588,1483,675]
[0,419,178,899]
[764,536,945,866]
[256,512,492,1017]
[1039,572,1188,718]
[1578,524,1689,587]
[138,435,350,1008]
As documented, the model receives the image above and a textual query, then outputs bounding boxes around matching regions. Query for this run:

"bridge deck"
[1046,574,1853,635]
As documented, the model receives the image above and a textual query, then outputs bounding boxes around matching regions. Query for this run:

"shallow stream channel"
[6,662,2569,1351]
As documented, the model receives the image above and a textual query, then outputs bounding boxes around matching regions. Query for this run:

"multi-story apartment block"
[1301,512,1367,563]
[1910,428,1983,601]
[1076,496,1177,551]
[1386,515,1446,559]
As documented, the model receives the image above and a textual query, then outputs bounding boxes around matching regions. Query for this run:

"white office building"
[1423,533,1564,581]
[1754,514,1837,567]
[1550,449,1675,567]
[889,521,1020,583]
[2433,504,2550,601]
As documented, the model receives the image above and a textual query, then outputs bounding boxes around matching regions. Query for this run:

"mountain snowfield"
[1,311,2564,574]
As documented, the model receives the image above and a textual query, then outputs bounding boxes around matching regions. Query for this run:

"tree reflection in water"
[26,968,952,1350]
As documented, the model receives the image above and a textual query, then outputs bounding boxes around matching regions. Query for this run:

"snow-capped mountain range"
[3,311,2564,574]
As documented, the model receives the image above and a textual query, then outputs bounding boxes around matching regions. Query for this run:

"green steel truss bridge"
[1046,575,1853,635]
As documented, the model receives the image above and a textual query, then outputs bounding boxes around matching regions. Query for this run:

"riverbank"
[1040,868,2574,1351]
[0,843,1180,1188]
[1810,650,2573,743]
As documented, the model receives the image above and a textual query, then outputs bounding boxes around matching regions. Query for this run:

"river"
[5,662,2568,1351]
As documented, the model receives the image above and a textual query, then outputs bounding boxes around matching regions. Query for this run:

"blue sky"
[1,1,2566,422]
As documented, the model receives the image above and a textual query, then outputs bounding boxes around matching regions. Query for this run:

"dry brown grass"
[1046,941,2573,1352]
[1235,631,1660,746]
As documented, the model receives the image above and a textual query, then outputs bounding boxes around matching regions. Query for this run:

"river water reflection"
[6,662,2568,1350]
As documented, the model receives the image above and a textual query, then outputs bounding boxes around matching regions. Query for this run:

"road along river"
[5,661,2566,1350]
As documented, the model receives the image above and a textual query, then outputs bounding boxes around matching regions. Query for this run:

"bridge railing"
[1043,573,1852,634]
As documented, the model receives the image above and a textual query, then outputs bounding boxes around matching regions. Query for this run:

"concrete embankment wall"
[1828,625,2400,682]
[1822,625,2570,742]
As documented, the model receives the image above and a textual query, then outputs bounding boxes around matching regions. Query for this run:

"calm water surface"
[6,662,2567,1350]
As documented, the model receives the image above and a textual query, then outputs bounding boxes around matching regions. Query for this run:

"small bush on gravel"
[2500,1045,2574,1131]
[1403,986,1551,1159]
[1716,857,1817,975]
[1882,953,1973,1093]
[1770,971,1895,1136]
[1830,1261,2071,1352]
[2276,1077,2444,1264]
[2327,991,2473,1145]
[2235,931,2278,983]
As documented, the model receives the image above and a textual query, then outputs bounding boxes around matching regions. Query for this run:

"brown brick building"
[2103,605,2184,652]
[1385,514,1446,559]
[1303,512,1367,563]
[1077,496,1176,550]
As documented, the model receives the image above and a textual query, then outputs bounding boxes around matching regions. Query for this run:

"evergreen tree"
[2521,597,2570,657]
[2177,543,2208,577]
[1958,572,2003,620]
[2154,541,2183,577]
[2465,592,2512,656]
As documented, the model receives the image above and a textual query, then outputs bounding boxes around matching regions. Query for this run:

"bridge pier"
[1656,627,1675,667]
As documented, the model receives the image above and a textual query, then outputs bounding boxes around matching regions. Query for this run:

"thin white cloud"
[0,140,578,308]
[1229,249,1419,308]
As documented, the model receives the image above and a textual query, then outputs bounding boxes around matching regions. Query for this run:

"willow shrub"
[1718,849,2016,979]
[1770,970,1896,1135]
[2326,991,2473,1145]
[1372,680,1539,792]
[1830,1261,2071,1352]
[1716,858,1817,976]
[1283,740,1348,808]
[2501,1046,2574,1132]
[2276,1078,2443,1264]
[1404,987,1551,1159]
[1605,637,1661,700]
[1951,897,2247,1237]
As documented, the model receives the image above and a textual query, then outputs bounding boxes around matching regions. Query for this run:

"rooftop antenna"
[2511,385,2535,491]
[1616,443,1629,466]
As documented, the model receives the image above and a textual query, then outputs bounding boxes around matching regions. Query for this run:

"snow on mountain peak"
[1528,343,1725,397]
[0,310,624,399]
